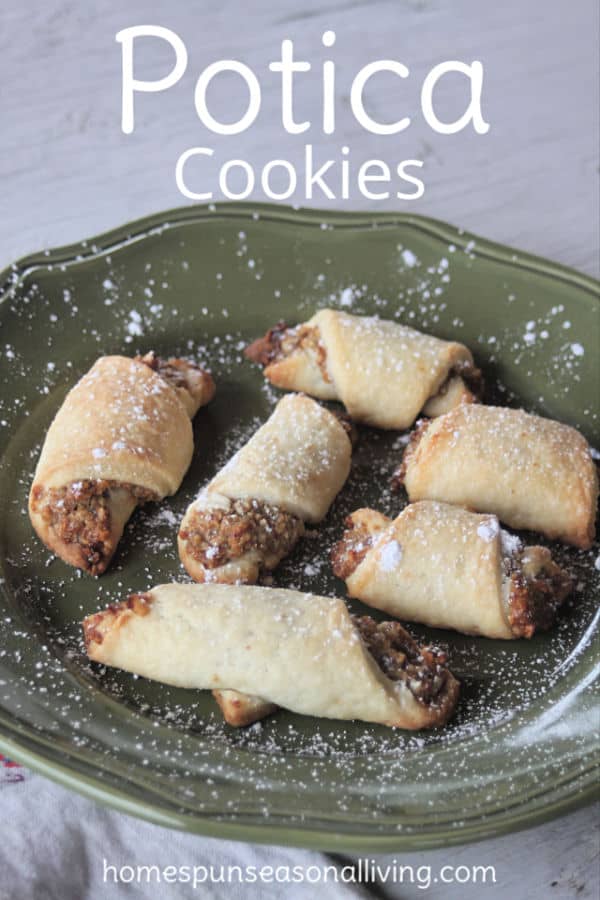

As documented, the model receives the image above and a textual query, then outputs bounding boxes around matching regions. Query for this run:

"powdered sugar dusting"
[476,518,499,543]
[379,540,403,570]
[501,529,523,557]
[401,249,418,268]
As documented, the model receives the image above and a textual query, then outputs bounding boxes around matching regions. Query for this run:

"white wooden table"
[1,1,598,897]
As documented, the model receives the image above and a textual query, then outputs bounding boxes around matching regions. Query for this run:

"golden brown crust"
[336,502,574,639]
[247,311,479,429]
[136,351,216,416]
[179,393,352,585]
[30,353,215,576]
[331,520,372,581]
[245,323,336,402]
[423,361,483,417]
[401,405,598,548]
[331,509,390,580]
[212,689,278,727]
[83,592,153,652]
[218,611,459,727]
[245,322,330,382]
[82,583,460,728]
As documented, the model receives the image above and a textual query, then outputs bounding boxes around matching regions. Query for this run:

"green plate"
[0,203,598,851]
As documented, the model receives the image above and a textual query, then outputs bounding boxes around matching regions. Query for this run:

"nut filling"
[135,351,207,391]
[355,616,450,706]
[331,518,377,581]
[179,498,304,570]
[437,359,484,401]
[504,553,572,638]
[30,480,157,574]
[244,321,330,382]
[391,417,431,491]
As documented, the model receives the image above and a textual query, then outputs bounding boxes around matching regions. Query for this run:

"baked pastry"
[83,583,460,729]
[178,393,352,584]
[332,501,572,639]
[245,309,481,429]
[29,352,215,575]
[212,690,278,727]
[396,405,598,549]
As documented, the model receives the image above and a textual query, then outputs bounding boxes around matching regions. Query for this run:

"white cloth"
[1,771,597,899]
[0,773,364,900]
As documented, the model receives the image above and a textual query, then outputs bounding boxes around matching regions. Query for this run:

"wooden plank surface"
[0,1,598,897]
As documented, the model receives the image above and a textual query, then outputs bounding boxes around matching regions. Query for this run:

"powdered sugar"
[379,540,403,570]
[401,249,418,268]
[500,529,523,557]
[476,518,499,543]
